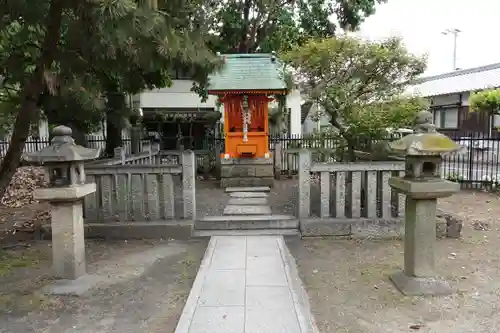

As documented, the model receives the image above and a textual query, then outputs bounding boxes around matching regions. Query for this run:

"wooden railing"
[87,145,161,166]
[83,151,196,222]
[88,146,222,176]
[297,150,405,222]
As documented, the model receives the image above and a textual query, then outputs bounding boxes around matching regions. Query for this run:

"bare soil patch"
[287,190,500,333]
[0,239,207,333]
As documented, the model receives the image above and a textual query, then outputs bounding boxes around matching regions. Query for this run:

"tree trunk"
[70,126,88,146]
[104,90,126,156]
[0,0,64,200]
[344,136,357,162]
[237,0,252,53]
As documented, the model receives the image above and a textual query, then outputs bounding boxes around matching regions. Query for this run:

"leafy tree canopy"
[205,0,387,54]
[469,88,500,115]
[0,0,220,197]
[283,36,427,158]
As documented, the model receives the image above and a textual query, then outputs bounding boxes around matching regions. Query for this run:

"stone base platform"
[390,271,454,296]
[220,157,274,188]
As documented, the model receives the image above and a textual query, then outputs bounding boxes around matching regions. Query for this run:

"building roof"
[407,62,500,97]
[207,53,287,93]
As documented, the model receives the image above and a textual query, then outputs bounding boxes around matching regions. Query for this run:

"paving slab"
[229,191,269,198]
[228,197,268,206]
[225,186,270,193]
[223,205,272,215]
[174,235,318,333]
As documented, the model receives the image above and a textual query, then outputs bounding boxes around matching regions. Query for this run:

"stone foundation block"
[220,157,275,188]
[220,177,274,188]
[300,217,450,239]
[42,221,193,240]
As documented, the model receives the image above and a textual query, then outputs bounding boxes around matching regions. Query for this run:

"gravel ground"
[0,239,207,333]
[287,190,500,333]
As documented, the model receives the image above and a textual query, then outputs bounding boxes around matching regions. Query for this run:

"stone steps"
[195,215,299,230]
[229,192,268,198]
[227,197,268,205]
[192,229,300,237]
[223,205,272,215]
[225,186,271,193]
[194,185,299,235]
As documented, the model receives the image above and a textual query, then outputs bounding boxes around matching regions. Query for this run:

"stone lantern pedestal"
[23,125,100,295]
[34,184,96,280]
[388,111,462,296]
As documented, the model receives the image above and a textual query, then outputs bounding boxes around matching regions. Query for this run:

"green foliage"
[284,36,427,158]
[345,96,429,140]
[207,0,386,54]
[469,88,500,115]
[0,0,221,134]
[446,172,465,183]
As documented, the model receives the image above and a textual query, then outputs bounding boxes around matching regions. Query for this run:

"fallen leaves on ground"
[0,167,50,242]
[1,167,47,208]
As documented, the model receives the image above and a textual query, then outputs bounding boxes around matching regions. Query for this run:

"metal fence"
[4,131,500,189]
[441,132,500,189]
[0,135,140,158]
[269,132,500,190]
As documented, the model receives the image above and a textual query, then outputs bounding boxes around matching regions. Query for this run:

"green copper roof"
[207,53,287,92]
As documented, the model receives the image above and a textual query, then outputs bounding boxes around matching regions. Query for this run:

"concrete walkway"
[175,235,318,333]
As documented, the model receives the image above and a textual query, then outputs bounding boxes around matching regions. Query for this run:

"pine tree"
[0,0,219,198]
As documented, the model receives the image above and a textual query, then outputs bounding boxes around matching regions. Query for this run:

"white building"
[133,79,303,136]
[408,62,500,135]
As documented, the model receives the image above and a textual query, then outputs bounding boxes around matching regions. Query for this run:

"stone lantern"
[23,125,100,286]
[388,110,461,296]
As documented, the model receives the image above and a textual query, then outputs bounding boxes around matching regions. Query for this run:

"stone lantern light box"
[23,125,100,188]
[388,111,463,197]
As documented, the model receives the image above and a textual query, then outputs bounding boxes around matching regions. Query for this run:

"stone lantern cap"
[389,110,462,156]
[23,125,100,164]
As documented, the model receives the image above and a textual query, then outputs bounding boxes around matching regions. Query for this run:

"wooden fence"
[83,150,196,223]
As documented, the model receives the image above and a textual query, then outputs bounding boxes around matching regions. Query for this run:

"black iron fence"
[269,132,500,190]
[441,132,500,190]
[4,131,500,189]
[0,135,137,158]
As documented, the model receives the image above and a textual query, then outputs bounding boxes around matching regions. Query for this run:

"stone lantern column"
[387,110,462,296]
[23,126,100,292]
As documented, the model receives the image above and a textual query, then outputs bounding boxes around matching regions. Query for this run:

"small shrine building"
[207,52,288,188]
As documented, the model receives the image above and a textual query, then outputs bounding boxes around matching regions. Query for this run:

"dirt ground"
[287,190,500,333]
[0,239,207,333]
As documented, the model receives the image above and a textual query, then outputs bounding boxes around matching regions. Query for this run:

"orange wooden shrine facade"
[216,91,282,158]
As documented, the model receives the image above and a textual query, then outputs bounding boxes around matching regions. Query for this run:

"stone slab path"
[174,235,318,333]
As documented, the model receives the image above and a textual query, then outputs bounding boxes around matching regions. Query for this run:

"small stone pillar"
[23,126,100,282]
[388,110,461,296]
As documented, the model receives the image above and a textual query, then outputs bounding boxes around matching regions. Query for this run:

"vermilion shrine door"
[223,95,271,158]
